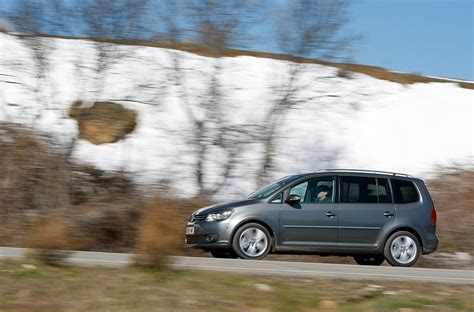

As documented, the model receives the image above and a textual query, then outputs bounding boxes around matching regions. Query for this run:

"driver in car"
[316,185,332,203]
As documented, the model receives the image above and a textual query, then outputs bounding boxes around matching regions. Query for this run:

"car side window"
[391,179,419,203]
[289,181,308,200]
[341,176,377,203]
[289,177,335,203]
[270,192,283,204]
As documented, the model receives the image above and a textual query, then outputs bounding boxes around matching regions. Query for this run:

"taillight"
[431,210,437,223]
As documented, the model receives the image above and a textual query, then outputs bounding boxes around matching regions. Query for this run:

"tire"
[353,255,385,266]
[384,231,421,267]
[209,249,238,259]
[232,223,271,260]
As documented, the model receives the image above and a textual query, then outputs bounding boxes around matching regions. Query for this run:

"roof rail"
[315,169,414,178]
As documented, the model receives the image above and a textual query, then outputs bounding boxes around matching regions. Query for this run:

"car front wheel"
[232,223,271,260]
[384,231,421,267]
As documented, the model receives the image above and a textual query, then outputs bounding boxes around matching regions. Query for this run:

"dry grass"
[0,259,472,311]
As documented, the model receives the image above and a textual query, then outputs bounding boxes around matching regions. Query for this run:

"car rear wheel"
[353,255,385,266]
[384,231,421,267]
[232,223,271,260]
[209,249,238,259]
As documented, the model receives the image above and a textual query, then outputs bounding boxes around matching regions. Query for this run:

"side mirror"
[286,194,301,204]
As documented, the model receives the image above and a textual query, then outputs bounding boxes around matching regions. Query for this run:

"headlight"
[205,209,233,222]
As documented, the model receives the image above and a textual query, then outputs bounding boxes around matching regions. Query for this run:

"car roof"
[305,169,417,179]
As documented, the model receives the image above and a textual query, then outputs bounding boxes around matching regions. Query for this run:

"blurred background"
[0,1,473,311]
[0,0,472,264]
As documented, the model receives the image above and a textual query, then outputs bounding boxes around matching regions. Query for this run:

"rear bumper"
[422,235,439,254]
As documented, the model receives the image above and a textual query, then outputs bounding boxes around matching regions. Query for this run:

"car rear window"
[340,176,377,203]
[340,176,394,203]
[377,178,392,203]
[391,179,420,203]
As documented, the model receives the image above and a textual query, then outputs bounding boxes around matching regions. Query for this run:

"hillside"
[15,34,474,89]
[0,33,472,198]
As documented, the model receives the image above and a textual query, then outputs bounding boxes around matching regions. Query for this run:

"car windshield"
[247,175,301,199]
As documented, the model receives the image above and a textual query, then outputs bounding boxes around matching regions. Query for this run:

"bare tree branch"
[156,0,264,195]
[257,0,356,184]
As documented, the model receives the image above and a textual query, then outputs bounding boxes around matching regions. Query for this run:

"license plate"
[186,226,195,235]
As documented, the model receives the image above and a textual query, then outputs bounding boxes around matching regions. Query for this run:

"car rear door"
[338,176,396,250]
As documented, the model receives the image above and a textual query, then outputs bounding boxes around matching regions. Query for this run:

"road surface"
[1,247,472,284]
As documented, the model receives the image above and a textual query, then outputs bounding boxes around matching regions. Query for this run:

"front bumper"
[185,219,233,249]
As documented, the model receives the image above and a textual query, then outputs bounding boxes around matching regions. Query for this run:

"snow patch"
[1,33,473,198]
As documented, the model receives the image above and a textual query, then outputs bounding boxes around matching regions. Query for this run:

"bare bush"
[0,124,70,228]
[72,199,142,252]
[0,124,142,251]
[426,167,474,253]
[69,165,134,205]
[24,217,78,265]
[134,200,184,268]
[134,196,208,267]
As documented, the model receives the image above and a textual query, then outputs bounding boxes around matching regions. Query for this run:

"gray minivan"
[185,169,439,267]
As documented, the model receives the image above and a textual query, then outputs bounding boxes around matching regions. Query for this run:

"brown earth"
[70,101,137,145]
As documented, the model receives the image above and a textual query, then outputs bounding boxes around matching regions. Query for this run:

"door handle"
[326,211,336,218]
[384,211,395,217]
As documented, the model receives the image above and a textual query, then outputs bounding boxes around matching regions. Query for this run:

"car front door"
[279,176,338,248]
[338,176,396,250]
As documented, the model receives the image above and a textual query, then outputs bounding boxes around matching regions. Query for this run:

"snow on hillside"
[0,33,472,198]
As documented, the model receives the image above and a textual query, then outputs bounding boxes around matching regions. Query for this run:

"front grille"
[189,213,206,222]
[195,214,206,221]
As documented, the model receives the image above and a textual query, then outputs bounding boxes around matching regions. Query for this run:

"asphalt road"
[1,247,473,284]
